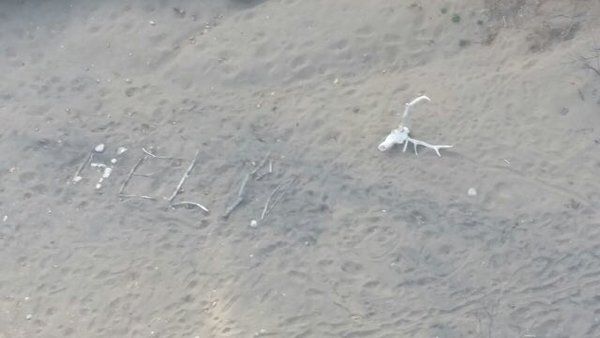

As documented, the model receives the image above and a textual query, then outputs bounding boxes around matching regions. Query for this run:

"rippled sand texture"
[2,0,600,337]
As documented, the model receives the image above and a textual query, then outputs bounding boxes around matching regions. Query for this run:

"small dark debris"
[459,39,471,47]
[559,107,569,116]
[173,7,185,18]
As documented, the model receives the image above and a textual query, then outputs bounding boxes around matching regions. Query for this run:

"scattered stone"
[94,144,105,153]
[468,187,477,196]
[117,146,128,155]
[111,158,118,164]
[26,314,32,320]
[90,163,107,169]
[102,167,112,179]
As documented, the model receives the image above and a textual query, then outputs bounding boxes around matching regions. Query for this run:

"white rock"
[117,147,128,155]
[467,187,477,196]
[250,220,258,228]
[90,163,106,169]
[94,144,105,153]
[102,167,112,179]
[72,175,82,182]
[26,314,32,320]
[111,158,117,164]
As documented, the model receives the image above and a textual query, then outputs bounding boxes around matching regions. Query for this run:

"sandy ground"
[1,0,600,337]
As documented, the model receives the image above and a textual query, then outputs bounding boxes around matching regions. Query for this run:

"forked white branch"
[378,95,453,157]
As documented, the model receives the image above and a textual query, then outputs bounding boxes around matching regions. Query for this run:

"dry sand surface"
[2,0,600,337]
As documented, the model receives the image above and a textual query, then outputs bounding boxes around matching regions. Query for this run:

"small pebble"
[111,158,117,164]
[149,20,156,25]
[468,187,477,196]
[73,176,82,182]
[94,144,105,153]
[26,314,32,320]
[117,147,128,155]
[2,215,7,222]
[102,167,112,179]
[250,220,258,228]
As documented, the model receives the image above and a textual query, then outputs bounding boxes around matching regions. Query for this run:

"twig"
[255,171,271,181]
[142,147,174,159]
[223,173,250,218]
[73,150,93,181]
[168,149,200,203]
[261,184,282,220]
[224,197,243,219]
[119,156,146,194]
[268,160,273,173]
[133,173,155,178]
[119,194,156,200]
[171,201,210,213]
[578,88,585,101]
[238,173,250,197]
[251,151,271,176]
[261,177,297,220]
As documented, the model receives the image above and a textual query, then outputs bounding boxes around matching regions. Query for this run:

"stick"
[119,155,146,194]
[73,150,93,181]
[255,171,271,181]
[261,183,283,220]
[250,151,271,176]
[223,173,250,218]
[223,197,243,218]
[266,177,297,215]
[142,147,174,159]
[238,173,250,197]
[171,201,210,213]
[168,149,200,203]
[119,194,156,200]
[261,177,297,220]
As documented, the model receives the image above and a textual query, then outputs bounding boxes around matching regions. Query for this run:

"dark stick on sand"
[261,176,297,220]
[168,149,200,203]
[250,151,271,177]
[119,194,156,200]
[223,173,250,218]
[119,155,147,195]
[142,147,175,160]
[73,150,93,181]
[171,201,210,213]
